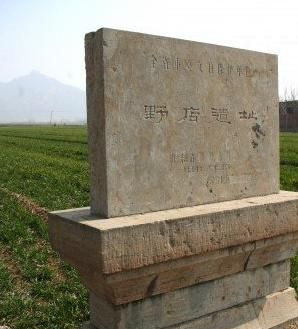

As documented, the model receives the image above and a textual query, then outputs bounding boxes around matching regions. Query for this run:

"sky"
[1,0,298,98]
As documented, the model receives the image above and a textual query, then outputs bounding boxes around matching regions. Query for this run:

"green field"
[0,126,89,329]
[1,126,298,328]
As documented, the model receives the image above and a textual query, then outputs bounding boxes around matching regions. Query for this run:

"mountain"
[0,71,86,124]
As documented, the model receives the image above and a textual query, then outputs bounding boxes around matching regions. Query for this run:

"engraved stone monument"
[86,29,279,217]
[49,29,298,329]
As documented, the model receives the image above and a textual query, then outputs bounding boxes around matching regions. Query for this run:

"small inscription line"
[151,55,254,78]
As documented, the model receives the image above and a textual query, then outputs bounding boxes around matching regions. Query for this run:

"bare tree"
[290,88,297,101]
[281,87,298,101]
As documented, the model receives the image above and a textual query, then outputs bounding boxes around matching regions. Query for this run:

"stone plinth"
[85,28,279,218]
[82,288,298,329]
[49,191,298,329]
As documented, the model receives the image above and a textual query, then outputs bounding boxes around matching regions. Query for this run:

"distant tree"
[290,88,297,101]
[281,87,298,102]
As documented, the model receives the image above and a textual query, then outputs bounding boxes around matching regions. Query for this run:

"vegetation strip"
[0,127,91,328]
[0,187,48,221]
[0,188,88,328]
[0,188,67,283]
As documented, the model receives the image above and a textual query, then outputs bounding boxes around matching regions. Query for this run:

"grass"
[0,125,89,329]
[0,125,89,210]
[280,133,298,292]
[0,126,298,328]
[280,133,298,191]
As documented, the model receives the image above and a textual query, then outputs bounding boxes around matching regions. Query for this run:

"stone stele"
[49,29,298,329]
[85,28,279,218]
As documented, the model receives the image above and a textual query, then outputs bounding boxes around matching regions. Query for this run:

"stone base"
[83,288,298,329]
[48,191,298,329]
[49,191,298,305]
[89,261,290,329]
[167,288,298,329]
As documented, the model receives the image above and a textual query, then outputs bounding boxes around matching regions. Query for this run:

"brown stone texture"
[85,28,279,217]
[49,191,298,305]
[82,288,298,329]
[50,191,298,272]
[90,261,289,329]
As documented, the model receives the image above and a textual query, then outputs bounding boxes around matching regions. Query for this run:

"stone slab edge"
[168,287,298,329]
[90,261,289,329]
[84,288,298,329]
[80,233,298,304]
[49,191,298,273]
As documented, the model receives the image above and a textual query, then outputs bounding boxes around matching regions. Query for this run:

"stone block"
[48,191,298,305]
[103,232,298,304]
[85,28,279,217]
[253,288,298,329]
[84,288,298,329]
[165,288,298,329]
[90,261,290,329]
[247,232,298,270]
[49,191,298,274]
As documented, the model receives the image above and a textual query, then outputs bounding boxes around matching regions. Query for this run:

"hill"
[0,71,86,124]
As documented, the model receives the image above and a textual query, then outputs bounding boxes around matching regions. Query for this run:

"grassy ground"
[0,126,298,328]
[0,126,89,329]
[280,133,298,191]
[280,133,298,291]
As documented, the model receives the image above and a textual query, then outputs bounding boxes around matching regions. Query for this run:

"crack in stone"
[243,241,256,271]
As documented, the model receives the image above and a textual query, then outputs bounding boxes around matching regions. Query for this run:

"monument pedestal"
[49,191,298,329]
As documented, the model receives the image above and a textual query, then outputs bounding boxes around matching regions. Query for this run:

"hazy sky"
[1,0,298,98]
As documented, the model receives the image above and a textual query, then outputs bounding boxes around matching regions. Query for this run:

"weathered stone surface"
[253,288,298,329]
[49,191,298,275]
[49,192,298,304]
[81,322,97,329]
[102,232,298,304]
[172,303,261,329]
[84,288,298,329]
[72,231,298,305]
[165,288,298,329]
[247,232,298,270]
[104,244,253,304]
[90,261,290,329]
[85,28,279,217]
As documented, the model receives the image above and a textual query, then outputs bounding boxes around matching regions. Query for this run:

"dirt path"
[0,186,67,283]
[0,187,48,221]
